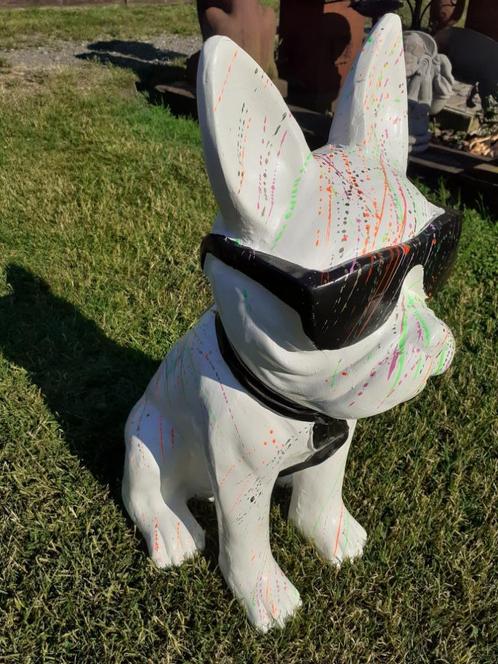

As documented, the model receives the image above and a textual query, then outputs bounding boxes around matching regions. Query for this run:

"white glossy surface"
[123,15,456,632]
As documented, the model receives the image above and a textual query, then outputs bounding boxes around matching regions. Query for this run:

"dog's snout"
[428,319,451,351]
[431,332,455,375]
[407,298,455,376]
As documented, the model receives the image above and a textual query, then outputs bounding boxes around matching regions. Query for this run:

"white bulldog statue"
[122,14,461,631]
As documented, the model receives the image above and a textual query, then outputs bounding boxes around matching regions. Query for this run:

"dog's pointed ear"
[197,36,315,241]
[329,14,408,172]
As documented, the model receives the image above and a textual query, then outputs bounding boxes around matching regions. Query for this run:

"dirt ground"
[0,33,202,70]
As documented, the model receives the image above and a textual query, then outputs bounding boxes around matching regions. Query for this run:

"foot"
[291,502,367,565]
[221,553,301,632]
[131,502,205,568]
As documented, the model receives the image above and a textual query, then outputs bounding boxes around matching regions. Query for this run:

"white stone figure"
[122,14,460,632]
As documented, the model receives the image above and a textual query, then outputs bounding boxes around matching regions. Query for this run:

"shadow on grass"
[76,40,192,92]
[0,264,158,500]
[86,40,186,63]
[76,39,202,119]
[0,264,292,570]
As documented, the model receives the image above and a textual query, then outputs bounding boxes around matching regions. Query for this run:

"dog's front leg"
[288,420,367,564]
[208,451,301,631]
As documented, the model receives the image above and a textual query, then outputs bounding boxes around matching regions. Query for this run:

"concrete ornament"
[122,14,461,631]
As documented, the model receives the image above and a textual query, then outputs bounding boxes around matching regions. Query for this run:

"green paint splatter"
[390,180,403,223]
[391,306,409,388]
[406,293,431,347]
[242,288,252,313]
[272,153,312,249]
[434,347,449,375]
[328,360,342,389]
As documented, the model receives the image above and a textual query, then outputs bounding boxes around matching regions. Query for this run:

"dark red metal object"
[277,0,365,112]
[187,0,277,82]
[466,0,498,41]
[429,0,466,31]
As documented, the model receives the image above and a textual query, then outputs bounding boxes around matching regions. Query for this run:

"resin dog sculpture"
[122,14,461,631]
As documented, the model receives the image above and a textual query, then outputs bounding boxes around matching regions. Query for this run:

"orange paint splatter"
[153,518,160,552]
[219,463,236,487]
[333,504,344,557]
[176,520,181,549]
[213,49,238,112]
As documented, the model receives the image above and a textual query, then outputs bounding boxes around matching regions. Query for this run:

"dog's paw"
[224,556,301,632]
[141,508,205,569]
[327,505,367,565]
[292,503,367,565]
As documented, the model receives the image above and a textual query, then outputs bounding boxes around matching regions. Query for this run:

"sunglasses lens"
[422,212,462,297]
[309,251,407,350]
[309,211,462,350]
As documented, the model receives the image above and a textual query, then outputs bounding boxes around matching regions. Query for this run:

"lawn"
[0,18,497,664]
[0,4,197,49]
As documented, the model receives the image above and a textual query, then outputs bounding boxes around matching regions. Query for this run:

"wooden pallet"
[408,143,498,208]
[151,81,498,210]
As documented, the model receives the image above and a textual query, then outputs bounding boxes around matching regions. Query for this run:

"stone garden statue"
[122,14,461,631]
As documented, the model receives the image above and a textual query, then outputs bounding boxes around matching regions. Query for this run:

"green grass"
[0,1,280,50]
[0,4,199,49]
[0,62,496,663]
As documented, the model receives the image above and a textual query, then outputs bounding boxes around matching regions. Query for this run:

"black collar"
[214,314,350,475]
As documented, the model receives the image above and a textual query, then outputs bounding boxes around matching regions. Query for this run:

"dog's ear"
[329,14,408,173]
[197,36,315,242]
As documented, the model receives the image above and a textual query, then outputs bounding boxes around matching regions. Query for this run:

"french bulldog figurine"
[122,14,461,631]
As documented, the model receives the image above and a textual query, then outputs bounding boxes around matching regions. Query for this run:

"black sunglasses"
[201,209,462,351]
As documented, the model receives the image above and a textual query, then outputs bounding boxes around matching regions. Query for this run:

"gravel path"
[0,34,202,70]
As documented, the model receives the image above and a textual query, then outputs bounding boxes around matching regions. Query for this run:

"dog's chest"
[278,418,349,477]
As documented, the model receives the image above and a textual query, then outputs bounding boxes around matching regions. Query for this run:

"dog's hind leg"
[288,421,367,565]
[122,395,205,568]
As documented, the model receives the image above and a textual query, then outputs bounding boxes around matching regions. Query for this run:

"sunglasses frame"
[201,209,462,350]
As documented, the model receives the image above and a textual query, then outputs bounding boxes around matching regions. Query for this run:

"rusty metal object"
[466,0,498,41]
[277,0,365,112]
[429,0,466,32]
[187,0,277,82]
